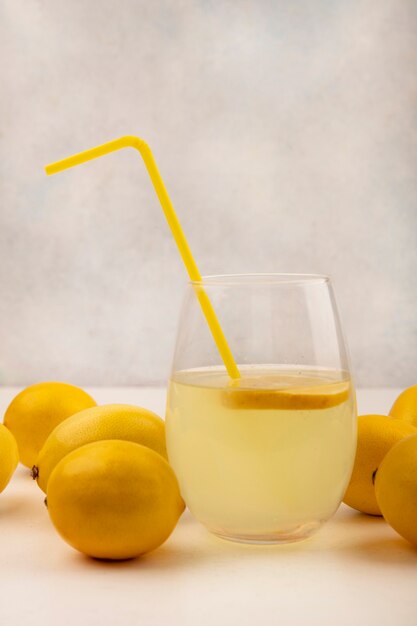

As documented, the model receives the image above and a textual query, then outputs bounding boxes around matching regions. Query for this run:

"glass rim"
[189,273,331,286]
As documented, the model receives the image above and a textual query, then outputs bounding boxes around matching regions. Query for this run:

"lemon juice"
[166,366,356,542]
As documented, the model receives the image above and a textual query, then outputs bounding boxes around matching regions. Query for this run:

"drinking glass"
[166,274,357,544]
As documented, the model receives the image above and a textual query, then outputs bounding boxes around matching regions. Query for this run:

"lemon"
[34,404,167,493]
[223,376,351,410]
[375,433,417,546]
[3,382,96,467]
[389,385,417,427]
[0,424,19,493]
[343,414,416,515]
[46,440,184,560]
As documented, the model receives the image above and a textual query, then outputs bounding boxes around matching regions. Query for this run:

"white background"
[1,0,416,386]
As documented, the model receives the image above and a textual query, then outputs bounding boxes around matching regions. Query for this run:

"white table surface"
[1,387,416,626]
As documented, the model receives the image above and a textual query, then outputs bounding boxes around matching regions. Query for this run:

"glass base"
[207,520,321,545]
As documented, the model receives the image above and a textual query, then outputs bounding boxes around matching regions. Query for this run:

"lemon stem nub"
[31,465,39,480]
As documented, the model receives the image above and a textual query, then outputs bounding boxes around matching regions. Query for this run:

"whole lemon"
[343,414,416,515]
[3,382,96,467]
[0,425,19,493]
[46,440,184,560]
[389,385,417,427]
[34,404,167,493]
[375,433,417,546]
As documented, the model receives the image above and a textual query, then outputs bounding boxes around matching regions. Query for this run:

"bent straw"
[45,135,240,379]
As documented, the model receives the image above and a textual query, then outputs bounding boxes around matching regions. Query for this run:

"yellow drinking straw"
[45,135,240,379]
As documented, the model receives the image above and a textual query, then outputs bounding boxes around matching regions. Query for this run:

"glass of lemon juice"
[44,137,356,545]
[166,274,357,544]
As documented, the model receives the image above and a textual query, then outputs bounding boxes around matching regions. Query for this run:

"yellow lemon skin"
[343,414,416,515]
[46,440,184,560]
[390,385,417,428]
[34,404,167,493]
[4,382,96,468]
[0,425,19,493]
[375,433,417,546]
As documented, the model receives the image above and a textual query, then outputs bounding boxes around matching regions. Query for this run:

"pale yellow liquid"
[166,366,356,542]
